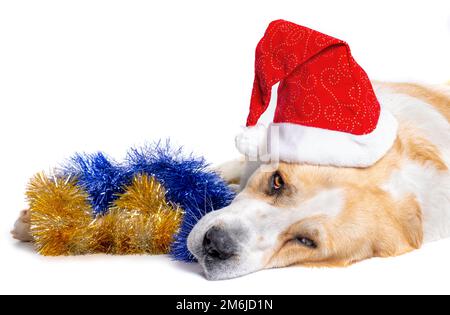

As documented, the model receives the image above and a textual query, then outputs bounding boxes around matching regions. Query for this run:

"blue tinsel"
[60,152,131,216]
[59,141,235,262]
[126,142,236,262]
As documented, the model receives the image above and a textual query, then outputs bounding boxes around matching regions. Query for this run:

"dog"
[12,82,450,280]
[186,81,450,280]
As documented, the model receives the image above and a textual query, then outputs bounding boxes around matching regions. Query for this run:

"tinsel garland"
[26,142,235,261]
[126,144,235,261]
[27,173,93,256]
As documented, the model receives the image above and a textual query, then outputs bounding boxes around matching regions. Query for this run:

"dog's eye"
[296,236,317,249]
[269,172,284,194]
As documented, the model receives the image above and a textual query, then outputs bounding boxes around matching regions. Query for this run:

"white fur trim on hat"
[236,108,398,168]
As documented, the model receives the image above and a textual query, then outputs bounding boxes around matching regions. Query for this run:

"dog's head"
[188,161,422,280]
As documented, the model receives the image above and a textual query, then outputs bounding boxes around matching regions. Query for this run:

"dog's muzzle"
[187,199,268,280]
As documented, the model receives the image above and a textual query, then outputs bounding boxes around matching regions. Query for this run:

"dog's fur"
[13,82,450,280]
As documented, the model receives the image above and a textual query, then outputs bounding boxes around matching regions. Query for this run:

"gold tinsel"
[26,173,94,255]
[27,173,183,256]
[96,174,183,255]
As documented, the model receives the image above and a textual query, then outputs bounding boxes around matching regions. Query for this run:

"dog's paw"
[11,209,33,242]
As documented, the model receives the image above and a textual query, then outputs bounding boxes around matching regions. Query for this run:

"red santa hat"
[236,20,398,167]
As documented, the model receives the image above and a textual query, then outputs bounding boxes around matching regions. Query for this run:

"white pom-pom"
[235,124,267,158]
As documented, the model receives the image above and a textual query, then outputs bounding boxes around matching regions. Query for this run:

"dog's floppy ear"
[373,195,423,257]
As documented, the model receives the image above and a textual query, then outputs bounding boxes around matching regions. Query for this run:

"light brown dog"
[187,82,450,280]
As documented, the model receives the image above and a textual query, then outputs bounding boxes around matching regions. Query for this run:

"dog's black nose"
[203,226,235,260]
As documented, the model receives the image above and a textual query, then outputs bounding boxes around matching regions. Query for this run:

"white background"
[1,0,449,295]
